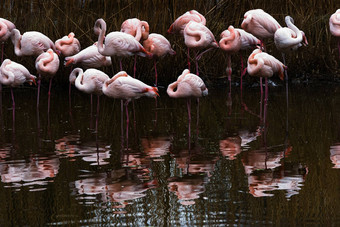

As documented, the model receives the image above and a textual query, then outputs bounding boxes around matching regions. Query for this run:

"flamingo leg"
[120,100,124,150]
[37,75,41,109]
[196,98,199,138]
[154,59,158,86]
[338,39,340,60]
[95,95,100,133]
[195,50,199,76]
[11,88,15,134]
[48,78,52,115]
[187,47,191,71]
[119,60,123,71]
[240,54,247,97]
[281,53,289,134]
[133,55,137,78]
[1,42,4,63]
[125,100,130,149]
[227,55,232,95]
[260,77,263,123]
[90,94,93,129]
[263,77,268,127]
[68,82,72,110]
[187,98,191,143]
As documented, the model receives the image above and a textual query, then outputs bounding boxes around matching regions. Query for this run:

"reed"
[0,0,339,86]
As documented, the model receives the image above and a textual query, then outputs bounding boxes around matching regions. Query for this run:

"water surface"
[0,81,339,226]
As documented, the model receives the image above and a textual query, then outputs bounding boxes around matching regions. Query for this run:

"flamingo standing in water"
[330,9,340,59]
[94,18,152,72]
[11,28,58,57]
[247,49,286,125]
[55,32,81,106]
[168,10,206,70]
[102,71,158,144]
[35,49,60,113]
[69,68,109,132]
[167,69,208,138]
[219,25,261,94]
[0,59,36,132]
[121,18,150,77]
[183,21,219,75]
[143,33,176,86]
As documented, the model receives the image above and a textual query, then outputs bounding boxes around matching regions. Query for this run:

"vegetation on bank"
[0,0,339,86]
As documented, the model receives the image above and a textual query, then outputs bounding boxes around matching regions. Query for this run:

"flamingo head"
[144,86,159,98]
[302,32,308,46]
[29,75,37,86]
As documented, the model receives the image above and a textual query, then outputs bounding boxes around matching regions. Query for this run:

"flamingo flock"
[0,8,338,134]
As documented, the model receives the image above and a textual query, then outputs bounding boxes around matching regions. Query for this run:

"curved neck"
[95,19,106,54]
[41,51,55,67]
[0,60,14,84]
[0,21,8,39]
[11,29,22,56]
[166,81,179,97]
[248,52,264,75]
[69,68,82,84]
[60,33,74,46]
[141,21,149,40]
[285,16,302,42]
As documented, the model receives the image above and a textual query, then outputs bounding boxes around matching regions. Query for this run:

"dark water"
[0,80,339,226]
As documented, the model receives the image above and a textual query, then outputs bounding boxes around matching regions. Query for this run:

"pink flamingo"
[329,9,340,59]
[167,69,208,138]
[274,16,308,116]
[247,49,286,125]
[55,32,81,57]
[219,25,261,94]
[183,21,219,75]
[102,71,158,143]
[35,49,60,112]
[65,42,112,68]
[168,10,206,35]
[69,68,109,132]
[11,28,58,57]
[142,33,176,86]
[0,59,36,132]
[241,9,281,45]
[168,10,206,69]
[120,18,150,77]
[0,18,15,62]
[94,18,152,72]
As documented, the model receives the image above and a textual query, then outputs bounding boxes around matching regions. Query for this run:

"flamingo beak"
[153,87,159,97]
[29,77,37,86]
[167,24,174,34]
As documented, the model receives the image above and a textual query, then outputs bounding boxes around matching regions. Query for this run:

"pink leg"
[125,100,130,149]
[195,51,199,76]
[196,98,199,137]
[119,60,123,71]
[227,55,232,94]
[260,77,263,123]
[48,78,53,114]
[187,47,191,71]
[263,77,268,127]
[338,40,340,60]
[1,43,4,63]
[120,100,124,150]
[37,75,41,109]
[11,88,15,134]
[90,94,93,129]
[154,60,158,86]
[133,55,137,78]
[95,95,100,133]
[187,98,191,141]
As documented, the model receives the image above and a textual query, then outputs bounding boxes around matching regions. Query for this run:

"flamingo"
[11,28,58,57]
[168,10,206,69]
[167,69,208,138]
[183,21,219,75]
[94,18,152,72]
[274,16,308,121]
[142,33,176,86]
[219,25,261,94]
[55,32,81,57]
[0,18,15,62]
[120,18,150,77]
[247,49,286,125]
[69,68,109,132]
[329,9,340,59]
[102,71,158,143]
[168,10,206,35]
[35,49,60,112]
[241,9,281,44]
[65,42,112,68]
[0,59,36,132]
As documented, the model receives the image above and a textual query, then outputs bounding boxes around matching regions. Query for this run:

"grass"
[0,0,339,86]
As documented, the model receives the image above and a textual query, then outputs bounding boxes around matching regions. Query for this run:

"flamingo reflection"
[330,143,340,169]
[0,148,59,191]
[141,136,171,160]
[74,169,157,210]
[241,146,308,198]
[55,134,110,166]
[168,144,218,205]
